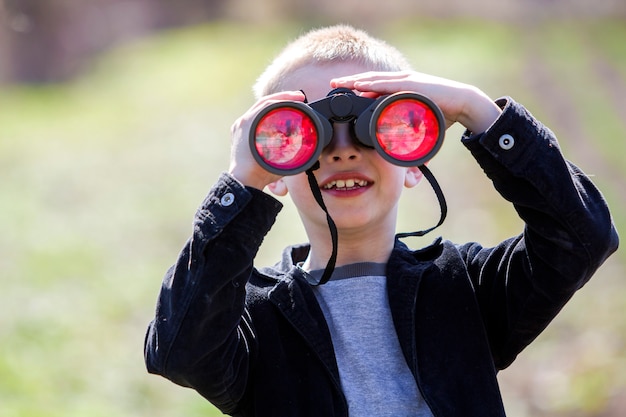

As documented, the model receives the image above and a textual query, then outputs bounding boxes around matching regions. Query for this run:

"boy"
[144,25,618,416]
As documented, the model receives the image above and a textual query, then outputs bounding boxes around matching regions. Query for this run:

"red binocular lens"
[251,103,327,174]
[250,89,444,175]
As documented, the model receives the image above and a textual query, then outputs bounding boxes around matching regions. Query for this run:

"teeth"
[323,179,368,189]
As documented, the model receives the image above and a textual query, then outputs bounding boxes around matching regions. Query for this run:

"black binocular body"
[250,88,445,175]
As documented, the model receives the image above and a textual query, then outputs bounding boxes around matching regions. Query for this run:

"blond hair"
[253,25,412,98]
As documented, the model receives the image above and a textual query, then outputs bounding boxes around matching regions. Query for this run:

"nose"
[323,122,361,163]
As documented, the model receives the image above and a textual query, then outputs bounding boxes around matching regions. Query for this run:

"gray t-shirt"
[309,262,434,417]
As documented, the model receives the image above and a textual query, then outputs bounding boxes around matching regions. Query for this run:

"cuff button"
[221,192,235,207]
[498,134,515,150]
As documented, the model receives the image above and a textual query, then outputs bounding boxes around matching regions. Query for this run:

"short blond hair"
[253,25,412,98]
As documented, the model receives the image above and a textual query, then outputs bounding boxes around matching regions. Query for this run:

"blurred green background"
[1,1,625,416]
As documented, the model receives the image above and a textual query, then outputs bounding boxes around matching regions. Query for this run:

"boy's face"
[268,61,421,241]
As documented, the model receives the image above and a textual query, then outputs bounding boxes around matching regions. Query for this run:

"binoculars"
[249,88,445,175]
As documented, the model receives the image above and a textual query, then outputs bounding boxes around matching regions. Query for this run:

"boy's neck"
[301,228,396,271]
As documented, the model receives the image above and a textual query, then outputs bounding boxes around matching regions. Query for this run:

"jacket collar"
[266,259,343,390]
[387,237,442,374]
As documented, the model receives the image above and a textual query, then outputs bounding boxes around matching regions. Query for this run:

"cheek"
[284,176,314,202]
[377,160,408,185]
[381,167,410,199]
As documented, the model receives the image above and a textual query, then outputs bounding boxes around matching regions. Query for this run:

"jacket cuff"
[461,97,558,177]
[193,172,283,244]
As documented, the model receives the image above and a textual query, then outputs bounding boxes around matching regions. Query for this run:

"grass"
[0,19,624,417]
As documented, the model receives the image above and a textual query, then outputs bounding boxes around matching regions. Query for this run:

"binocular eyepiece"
[250,88,445,175]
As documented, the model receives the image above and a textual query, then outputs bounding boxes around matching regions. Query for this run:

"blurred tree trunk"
[2,0,70,82]
[0,0,227,83]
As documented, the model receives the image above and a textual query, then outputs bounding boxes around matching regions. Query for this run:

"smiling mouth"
[322,178,369,190]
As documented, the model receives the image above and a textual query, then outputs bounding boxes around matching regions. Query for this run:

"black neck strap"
[396,165,447,238]
[304,164,446,286]
[305,164,338,286]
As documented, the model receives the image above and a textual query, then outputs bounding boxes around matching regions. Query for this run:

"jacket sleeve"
[459,97,619,369]
[144,172,282,411]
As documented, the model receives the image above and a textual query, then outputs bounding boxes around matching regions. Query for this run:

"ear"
[404,166,423,188]
[267,178,289,196]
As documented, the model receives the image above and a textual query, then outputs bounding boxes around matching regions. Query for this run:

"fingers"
[331,70,410,84]
[229,91,305,189]
[231,90,306,135]
[331,71,415,93]
[248,90,306,115]
[332,71,460,129]
[332,71,452,96]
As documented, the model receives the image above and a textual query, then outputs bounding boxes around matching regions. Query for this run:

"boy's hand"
[330,71,502,134]
[228,91,306,190]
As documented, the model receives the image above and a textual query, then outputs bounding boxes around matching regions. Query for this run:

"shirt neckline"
[302,262,387,282]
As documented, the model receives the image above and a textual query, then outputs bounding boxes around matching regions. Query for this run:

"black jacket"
[145,98,618,416]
